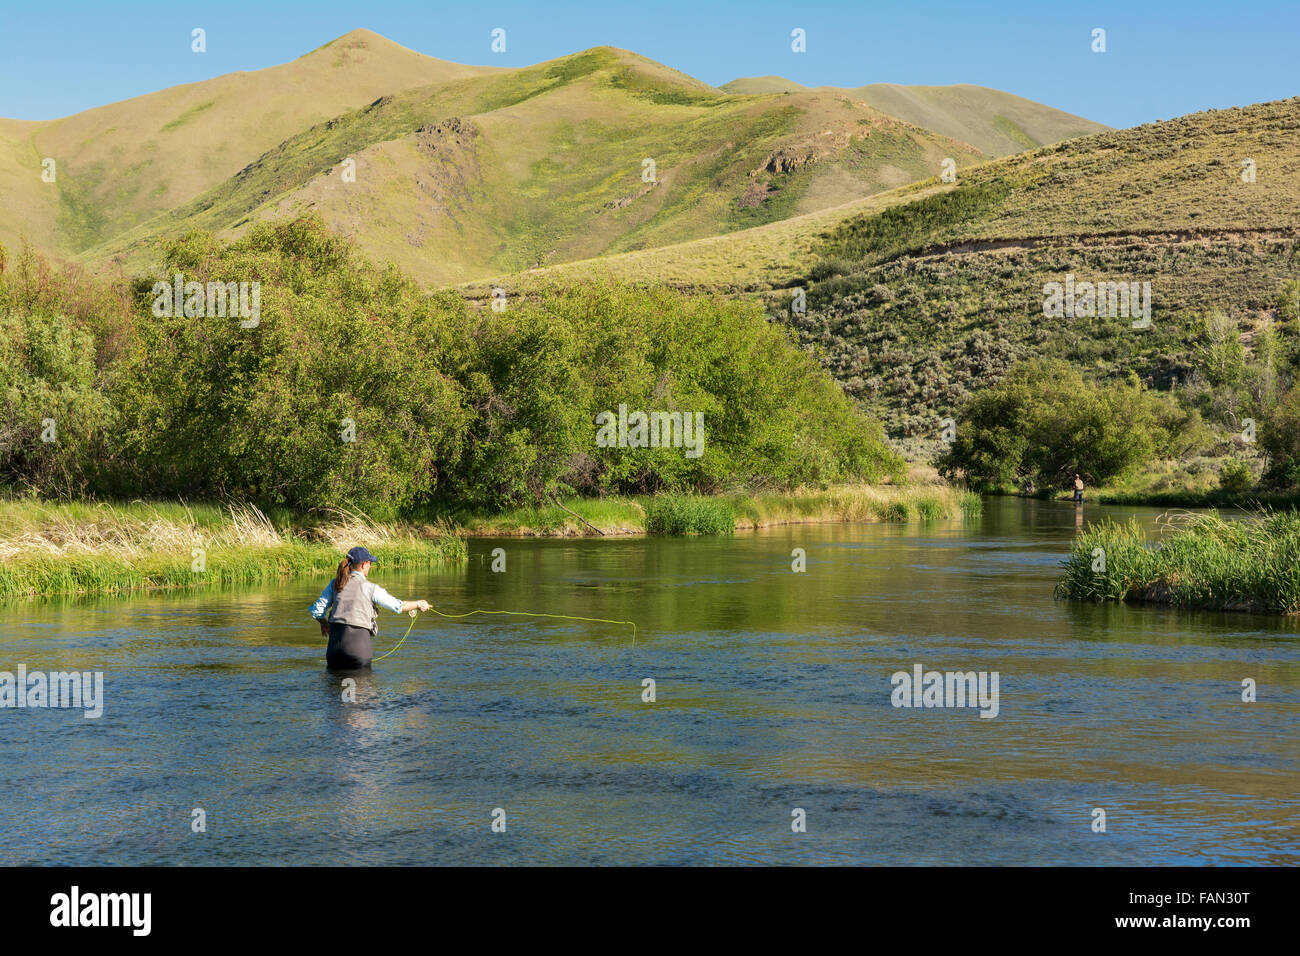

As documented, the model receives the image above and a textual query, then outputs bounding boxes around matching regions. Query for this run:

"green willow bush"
[534,281,902,495]
[0,244,130,496]
[1,217,902,512]
[939,359,1211,493]
[1260,386,1300,488]
[0,307,119,497]
[113,222,468,515]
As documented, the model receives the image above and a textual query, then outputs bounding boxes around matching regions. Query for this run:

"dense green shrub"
[0,217,902,511]
[1277,279,1300,322]
[531,282,903,495]
[0,306,119,496]
[1260,387,1300,487]
[1195,311,1246,388]
[938,360,1205,492]
[0,245,128,496]
[111,221,469,515]
[1218,458,1255,492]
[438,304,587,508]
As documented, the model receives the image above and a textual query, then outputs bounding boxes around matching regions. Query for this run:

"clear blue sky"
[1,0,1296,127]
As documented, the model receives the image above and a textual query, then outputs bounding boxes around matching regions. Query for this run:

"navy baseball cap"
[347,546,379,565]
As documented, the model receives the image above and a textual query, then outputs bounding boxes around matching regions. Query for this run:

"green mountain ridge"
[79,45,996,285]
[0,29,503,256]
[0,29,1106,287]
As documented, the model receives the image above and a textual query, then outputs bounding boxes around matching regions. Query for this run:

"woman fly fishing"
[309,546,430,669]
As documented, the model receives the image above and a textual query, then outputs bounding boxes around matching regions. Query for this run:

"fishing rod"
[372,604,638,661]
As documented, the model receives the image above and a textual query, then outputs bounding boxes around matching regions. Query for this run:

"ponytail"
[334,555,352,595]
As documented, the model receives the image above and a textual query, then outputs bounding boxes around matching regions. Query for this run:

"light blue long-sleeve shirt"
[309,569,404,620]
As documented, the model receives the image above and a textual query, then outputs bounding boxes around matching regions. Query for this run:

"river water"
[1,498,1296,865]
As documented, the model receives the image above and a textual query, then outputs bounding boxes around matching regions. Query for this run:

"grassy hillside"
[0,29,502,257]
[786,97,1300,452]
[84,47,989,285]
[0,118,60,251]
[2,29,1110,287]
[472,96,1300,478]
[722,79,1108,156]
[461,179,951,296]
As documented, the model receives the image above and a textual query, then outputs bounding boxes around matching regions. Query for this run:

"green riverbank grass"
[1056,511,1300,614]
[2,485,978,599]
[728,485,982,528]
[453,496,649,536]
[1089,488,1300,509]
[644,496,735,535]
[455,484,981,536]
[0,500,466,601]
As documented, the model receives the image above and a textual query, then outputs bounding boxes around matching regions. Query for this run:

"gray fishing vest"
[328,573,379,634]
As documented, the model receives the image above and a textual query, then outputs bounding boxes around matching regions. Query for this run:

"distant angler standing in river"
[1073,473,1085,504]
[310,547,430,669]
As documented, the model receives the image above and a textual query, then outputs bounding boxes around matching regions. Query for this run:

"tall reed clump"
[643,495,735,535]
[1056,510,1300,614]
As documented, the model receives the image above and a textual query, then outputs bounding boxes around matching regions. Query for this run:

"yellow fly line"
[371,605,637,661]
[370,611,420,662]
